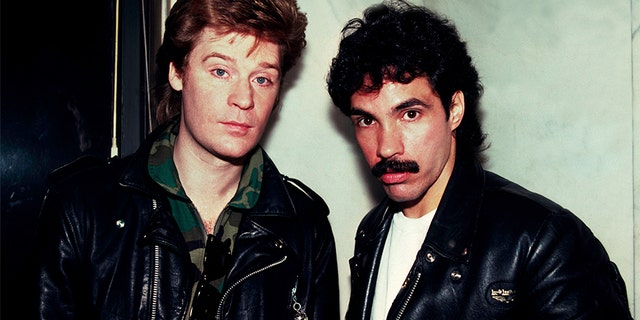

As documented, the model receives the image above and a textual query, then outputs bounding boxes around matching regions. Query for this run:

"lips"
[371,159,419,178]
[379,171,411,184]
[221,121,253,135]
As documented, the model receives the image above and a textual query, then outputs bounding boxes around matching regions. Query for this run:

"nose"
[228,79,254,110]
[376,125,403,159]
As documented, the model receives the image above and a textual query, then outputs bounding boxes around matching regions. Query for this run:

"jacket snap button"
[115,220,125,228]
[274,239,285,249]
[426,252,436,263]
[450,270,462,281]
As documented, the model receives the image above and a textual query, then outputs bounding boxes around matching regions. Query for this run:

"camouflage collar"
[148,120,263,209]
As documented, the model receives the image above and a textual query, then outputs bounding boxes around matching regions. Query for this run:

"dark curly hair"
[154,0,308,124]
[326,0,487,162]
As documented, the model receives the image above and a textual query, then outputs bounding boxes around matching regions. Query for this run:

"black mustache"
[371,159,420,177]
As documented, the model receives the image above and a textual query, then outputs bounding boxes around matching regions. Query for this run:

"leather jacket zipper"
[150,199,160,320]
[394,272,421,320]
[215,255,288,320]
[150,244,161,320]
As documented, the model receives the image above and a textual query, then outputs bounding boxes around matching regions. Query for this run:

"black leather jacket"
[33,125,340,320]
[346,160,632,320]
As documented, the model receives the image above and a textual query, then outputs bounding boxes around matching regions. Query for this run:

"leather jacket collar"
[115,121,298,256]
[118,121,297,219]
[358,160,486,264]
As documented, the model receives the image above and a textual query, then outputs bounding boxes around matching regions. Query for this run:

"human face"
[169,29,281,163]
[349,77,464,217]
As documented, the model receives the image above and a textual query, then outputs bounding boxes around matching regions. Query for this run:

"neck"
[173,133,244,234]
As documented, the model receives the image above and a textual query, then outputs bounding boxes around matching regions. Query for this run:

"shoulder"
[483,171,569,219]
[45,154,131,197]
[47,155,107,184]
[476,171,610,266]
[480,171,597,243]
[39,156,129,231]
[282,175,329,217]
[260,149,329,217]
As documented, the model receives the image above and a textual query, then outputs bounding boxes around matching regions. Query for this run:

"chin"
[215,145,256,163]
[385,187,422,204]
[386,192,413,203]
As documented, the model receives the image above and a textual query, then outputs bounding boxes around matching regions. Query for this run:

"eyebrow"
[396,98,429,111]
[203,52,281,73]
[350,98,429,117]
[203,52,232,64]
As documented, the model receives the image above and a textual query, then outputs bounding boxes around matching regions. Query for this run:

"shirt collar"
[148,120,263,209]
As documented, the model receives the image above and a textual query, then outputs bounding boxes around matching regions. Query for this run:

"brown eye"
[404,110,418,120]
[360,118,374,126]
[353,117,374,127]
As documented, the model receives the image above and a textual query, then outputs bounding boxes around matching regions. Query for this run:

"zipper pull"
[291,277,308,320]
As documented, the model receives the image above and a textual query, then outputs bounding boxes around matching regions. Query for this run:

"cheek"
[256,84,280,102]
[255,91,278,113]
[414,126,452,157]
[355,133,378,164]
[183,83,216,108]
[254,109,274,130]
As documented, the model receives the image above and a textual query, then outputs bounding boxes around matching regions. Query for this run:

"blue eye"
[256,77,270,85]
[213,69,227,77]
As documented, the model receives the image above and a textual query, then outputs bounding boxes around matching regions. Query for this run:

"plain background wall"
[2,0,634,318]
[257,0,638,318]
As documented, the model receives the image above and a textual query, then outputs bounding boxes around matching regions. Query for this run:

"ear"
[449,90,465,131]
[168,62,183,91]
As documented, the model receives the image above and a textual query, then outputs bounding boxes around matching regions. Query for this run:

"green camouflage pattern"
[147,120,264,296]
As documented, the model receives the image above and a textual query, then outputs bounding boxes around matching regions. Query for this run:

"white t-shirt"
[370,209,436,320]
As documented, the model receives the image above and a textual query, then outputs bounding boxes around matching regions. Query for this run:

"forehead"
[351,76,438,107]
[191,27,282,66]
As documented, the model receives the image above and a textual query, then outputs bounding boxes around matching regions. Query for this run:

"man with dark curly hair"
[326,1,632,319]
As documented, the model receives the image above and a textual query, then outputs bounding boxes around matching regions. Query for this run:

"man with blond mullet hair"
[32,0,340,319]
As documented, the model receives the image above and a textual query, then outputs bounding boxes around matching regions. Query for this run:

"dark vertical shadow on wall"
[1,1,114,316]
[0,0,156,317]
